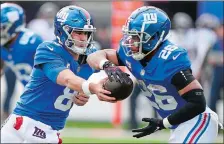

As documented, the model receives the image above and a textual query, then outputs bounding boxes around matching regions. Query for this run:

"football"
[103,76,133,101]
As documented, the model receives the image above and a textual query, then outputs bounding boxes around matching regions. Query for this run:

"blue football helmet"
[1,3,25,46]
[54,5,96,55]
[122,6,171,60]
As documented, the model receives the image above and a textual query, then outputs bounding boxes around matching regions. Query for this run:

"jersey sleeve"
[164,48,192,82]
[34,42,66,67]
[34,42,68,83]
[41,60,67,83]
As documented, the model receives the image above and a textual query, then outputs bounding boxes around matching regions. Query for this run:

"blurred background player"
[1,5,117,143]
[169,13,222,115]
[207,22,223,121]
[0,3,43,122]
[169,12,194,49]
[27,2,60,41]
[193,14,221,109]
[27,2,103,51]
[188,13,219,80]
[87,6,220,143]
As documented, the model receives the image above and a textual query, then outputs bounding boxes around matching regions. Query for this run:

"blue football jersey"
[13,41,95,130]
[1,28,43,85]
[118,40,192,128]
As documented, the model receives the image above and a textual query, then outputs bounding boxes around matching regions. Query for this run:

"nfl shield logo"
[140,69,145,76]
[77,66,81,72]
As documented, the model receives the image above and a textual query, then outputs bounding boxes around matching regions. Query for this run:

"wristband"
[82,81,92,96]
[163,117,172,129]
[99,59,109,69]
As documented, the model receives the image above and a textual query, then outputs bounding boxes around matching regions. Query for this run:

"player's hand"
[132,118,165,138]
[89,78,116,103]
[73,93,89,106]
[103,61,131,84]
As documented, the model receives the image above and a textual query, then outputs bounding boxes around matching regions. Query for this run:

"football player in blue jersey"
[1,5,116,143]
[0,3,43,121]
[87,6,220,143]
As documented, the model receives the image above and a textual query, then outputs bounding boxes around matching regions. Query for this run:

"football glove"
[132,118,165,138]
[103,61,131,84]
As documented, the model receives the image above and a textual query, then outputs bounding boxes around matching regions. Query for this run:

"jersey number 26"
[138,80,178,111]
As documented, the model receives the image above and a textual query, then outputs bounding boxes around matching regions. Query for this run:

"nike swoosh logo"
[172,53,182,60]
[46,45,53,51]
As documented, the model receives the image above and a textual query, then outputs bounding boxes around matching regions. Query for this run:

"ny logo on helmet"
[57,11,68,22]
[143,13,157,23]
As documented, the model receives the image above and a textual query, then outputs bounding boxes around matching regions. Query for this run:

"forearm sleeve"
[167,89,206,126]
[167,69,206,126]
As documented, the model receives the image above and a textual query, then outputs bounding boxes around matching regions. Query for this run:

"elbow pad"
[182,89,206,112]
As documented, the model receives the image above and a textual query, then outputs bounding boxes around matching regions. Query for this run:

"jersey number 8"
[54,87,76,111]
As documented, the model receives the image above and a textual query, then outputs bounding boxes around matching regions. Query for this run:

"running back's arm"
[87,49,120,70]
[163,69,206,128]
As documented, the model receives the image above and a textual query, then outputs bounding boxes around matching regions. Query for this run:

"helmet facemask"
[1,22,25,46]
[122,28,150,60]
[122,26,165,60]
[63,25,95,55]
[0,22,12,46]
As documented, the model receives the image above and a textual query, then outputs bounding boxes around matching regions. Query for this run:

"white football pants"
[1,114,62,143]
[169,112,219,143]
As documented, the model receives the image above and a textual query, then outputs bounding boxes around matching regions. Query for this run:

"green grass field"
[63,120,223,143]
[65,120,153,130]
[63,120,167,143]
[65,120,115,129]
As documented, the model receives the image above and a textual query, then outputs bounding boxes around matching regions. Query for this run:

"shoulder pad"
[34,41,64,67]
